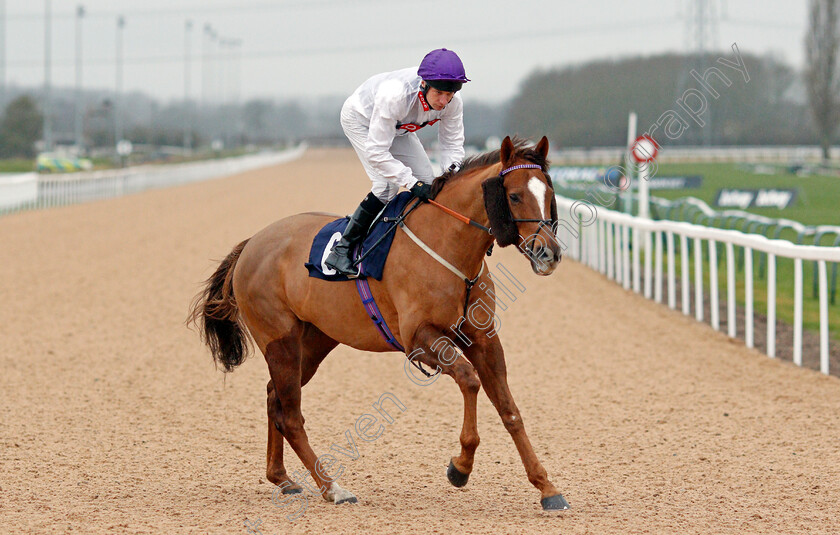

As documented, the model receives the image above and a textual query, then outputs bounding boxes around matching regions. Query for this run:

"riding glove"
[410,181,433,202]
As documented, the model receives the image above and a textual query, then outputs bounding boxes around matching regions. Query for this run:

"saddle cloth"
[305,192,413,281]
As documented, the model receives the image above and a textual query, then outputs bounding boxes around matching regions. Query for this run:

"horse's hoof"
[335,494,358,505]
[447,460,470,488]
[540,494,570,510]
[327,483,358,505]
[282,485,302,495]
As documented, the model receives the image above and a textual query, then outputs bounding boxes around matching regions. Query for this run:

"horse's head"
[482,136,561,276]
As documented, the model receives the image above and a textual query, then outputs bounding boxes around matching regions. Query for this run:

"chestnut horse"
[189,136,569,511]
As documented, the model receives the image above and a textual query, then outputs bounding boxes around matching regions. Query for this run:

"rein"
[428,199,492,234]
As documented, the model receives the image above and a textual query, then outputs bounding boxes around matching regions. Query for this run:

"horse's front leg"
[447,356,482,486]
[465,336,570,510]
[407,325,482,487]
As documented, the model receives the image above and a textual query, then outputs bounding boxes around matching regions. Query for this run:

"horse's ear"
[500,136,515,167]
[482,176,519,247]
[536,136,549,160]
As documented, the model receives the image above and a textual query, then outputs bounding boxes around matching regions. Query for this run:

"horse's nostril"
[541,248,560,265]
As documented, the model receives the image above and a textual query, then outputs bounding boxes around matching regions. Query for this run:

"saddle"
[305,191,414,281]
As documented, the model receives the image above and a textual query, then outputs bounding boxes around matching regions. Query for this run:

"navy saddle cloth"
[305,192,414,281]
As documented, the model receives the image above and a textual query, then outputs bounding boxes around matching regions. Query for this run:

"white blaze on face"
[527,176,547,219]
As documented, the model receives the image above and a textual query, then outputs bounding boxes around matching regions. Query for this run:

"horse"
[188,136,570,511]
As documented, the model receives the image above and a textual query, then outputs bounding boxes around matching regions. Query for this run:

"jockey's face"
[424,85,456,111]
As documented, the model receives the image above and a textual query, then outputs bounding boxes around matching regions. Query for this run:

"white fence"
[550,145,838,164]
[649,195,840,235]
[0,145,307,217]
[0,173,38,209]
[555,195,840,375]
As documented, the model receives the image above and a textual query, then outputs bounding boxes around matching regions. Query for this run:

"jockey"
[324,48,469,278]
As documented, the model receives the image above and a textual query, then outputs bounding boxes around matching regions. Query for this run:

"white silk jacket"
[343,67,465,188]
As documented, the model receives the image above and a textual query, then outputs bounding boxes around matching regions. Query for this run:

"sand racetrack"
[2,148,840,534]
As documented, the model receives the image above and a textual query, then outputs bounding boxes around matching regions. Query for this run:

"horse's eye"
[508,193,521,203]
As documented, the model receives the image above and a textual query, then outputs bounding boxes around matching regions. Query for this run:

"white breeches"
[340,103,435,203]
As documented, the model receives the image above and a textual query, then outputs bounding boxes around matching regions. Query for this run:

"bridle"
[494,163,556,228]
[428,162,556,237]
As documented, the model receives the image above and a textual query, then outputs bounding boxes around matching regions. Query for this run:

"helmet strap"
[420,82,433,111]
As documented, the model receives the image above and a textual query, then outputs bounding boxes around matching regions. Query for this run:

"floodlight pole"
[75,5,85,153]
[115,15,125,165]
[0,0,6,112]
[184,19,192,152]
[44,0,53,152]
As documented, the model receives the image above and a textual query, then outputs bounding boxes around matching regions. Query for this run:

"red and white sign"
[631,135,659,163]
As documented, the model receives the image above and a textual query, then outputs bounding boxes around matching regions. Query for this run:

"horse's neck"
[435,165,496,226]
[408,166,497,276]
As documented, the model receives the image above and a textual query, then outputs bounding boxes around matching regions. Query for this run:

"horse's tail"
[187,239,252,372]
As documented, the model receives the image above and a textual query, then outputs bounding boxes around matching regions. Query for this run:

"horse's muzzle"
[529,245,561,276]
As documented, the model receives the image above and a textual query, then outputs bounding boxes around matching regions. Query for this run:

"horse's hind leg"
[266,381,302,494]
[265,324,355,505]
[265,324,338,494]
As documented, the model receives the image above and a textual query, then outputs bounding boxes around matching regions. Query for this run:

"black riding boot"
[324,192,385,278]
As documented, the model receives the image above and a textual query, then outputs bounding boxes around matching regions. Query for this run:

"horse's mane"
[430,136,550,197]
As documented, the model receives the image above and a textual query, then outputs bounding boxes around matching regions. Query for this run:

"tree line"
[505,51,812,148]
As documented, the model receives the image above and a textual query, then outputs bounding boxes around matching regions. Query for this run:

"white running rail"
[0,144,307,217]
[555,195,840,375]
[550,145,838,164]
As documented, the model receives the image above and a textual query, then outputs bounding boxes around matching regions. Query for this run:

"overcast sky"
[0,0,807,104]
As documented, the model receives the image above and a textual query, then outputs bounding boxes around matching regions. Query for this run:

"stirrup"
[325,244,361,278]
[332,258,362,279]
[340,266,362,279]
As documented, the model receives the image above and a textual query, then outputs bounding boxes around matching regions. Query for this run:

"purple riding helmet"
[418,48,470,93]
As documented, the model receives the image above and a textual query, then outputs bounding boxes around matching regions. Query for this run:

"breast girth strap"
[398,221,485,317]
